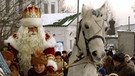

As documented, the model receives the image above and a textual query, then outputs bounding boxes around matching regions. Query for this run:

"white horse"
[67,4,107,76]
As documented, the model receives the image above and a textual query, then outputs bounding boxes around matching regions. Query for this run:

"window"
[44,3,48,14]
[56,41,64,52]
[51,3,55,13]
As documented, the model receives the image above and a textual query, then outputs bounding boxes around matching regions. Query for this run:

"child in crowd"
[62,51,69,63]
[28,50,61,76]
[62,51,69,76]
[1,47,20,76]
[1,47,14,67]
[55,51,67,76]
[28,50,47,76]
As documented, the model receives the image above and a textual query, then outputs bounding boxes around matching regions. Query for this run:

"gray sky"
[109,0,135,25]
[63,0,135,25]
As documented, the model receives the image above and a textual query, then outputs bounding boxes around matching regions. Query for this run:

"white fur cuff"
[47,60,57,71]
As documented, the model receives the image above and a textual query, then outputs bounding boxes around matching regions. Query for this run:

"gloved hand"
[58,68,64,74]
[47,66,55,73]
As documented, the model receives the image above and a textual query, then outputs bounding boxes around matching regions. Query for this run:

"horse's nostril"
[92,51,97,57]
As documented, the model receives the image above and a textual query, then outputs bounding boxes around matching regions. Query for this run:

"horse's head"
[80,4,107,63]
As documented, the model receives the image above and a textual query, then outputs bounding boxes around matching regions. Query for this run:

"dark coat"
[28,68,61,76]
[103,56,114,75]
[28,68,47,76]
[113,63,135,76]
[131,57,135,64]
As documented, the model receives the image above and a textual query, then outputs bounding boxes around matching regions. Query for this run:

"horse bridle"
[75,18,105,63]
[67,16,106,69]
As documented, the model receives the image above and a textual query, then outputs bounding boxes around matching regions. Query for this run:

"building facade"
[115,24,135,32]
[42,13,79,52]
[45,25,76,52]
[2,0,64,14]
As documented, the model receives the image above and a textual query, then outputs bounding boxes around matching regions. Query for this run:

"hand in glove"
[47,66,55,73]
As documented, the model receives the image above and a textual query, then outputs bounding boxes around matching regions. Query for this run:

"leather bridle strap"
[87,35,105,43]
[82,31,105,61]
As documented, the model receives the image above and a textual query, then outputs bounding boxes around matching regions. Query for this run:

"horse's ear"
[82,4,93,17]
[99,3,105,14]
[82,4,87,17]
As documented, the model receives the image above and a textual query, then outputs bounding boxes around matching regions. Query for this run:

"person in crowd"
[131,54,135,64]
[98,68,106,76]
[28,50,47,76]
[61,50,69,63]
[9,62,20,76]
[112,52,135,76]
[105,48,114,57]
[125,54,135,70]
[28,50,61,76]
[68,51,72,58]
[4,6,57,75]
[1,48,14,67]
[61,50,69,76]
[1,48,20,76]
[103,55,114,75]
[55,51,68,76]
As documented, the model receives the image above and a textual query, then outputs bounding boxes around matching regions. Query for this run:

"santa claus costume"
[4,6,57,75]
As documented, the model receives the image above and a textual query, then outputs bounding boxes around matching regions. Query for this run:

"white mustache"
[28,32,37,35]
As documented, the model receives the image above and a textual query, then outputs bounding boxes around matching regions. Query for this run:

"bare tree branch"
[0,0,41,49]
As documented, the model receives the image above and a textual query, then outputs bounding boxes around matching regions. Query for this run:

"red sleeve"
[45,32,50,40]
[43,48,55,56]
[12,34,18,39]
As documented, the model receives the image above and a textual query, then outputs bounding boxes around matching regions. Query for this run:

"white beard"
[16,27,45,72]
[4,26,56,73]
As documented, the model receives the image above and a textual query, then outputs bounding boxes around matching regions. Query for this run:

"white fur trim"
[43,37,56,49]
[4,28,56,51]
[20,18,42,27]
[4,36,19,50]
[47,60,57,71]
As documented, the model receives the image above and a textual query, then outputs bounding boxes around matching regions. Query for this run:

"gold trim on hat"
[23,6,41,18]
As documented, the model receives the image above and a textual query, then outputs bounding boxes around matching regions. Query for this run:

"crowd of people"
[98,50,135,76]
[0,47,71,76]
[2,46,135,76]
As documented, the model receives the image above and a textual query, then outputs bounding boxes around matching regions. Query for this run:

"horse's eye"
[100,14,103,17]
[85,24,89,29]
[92,10,97,16]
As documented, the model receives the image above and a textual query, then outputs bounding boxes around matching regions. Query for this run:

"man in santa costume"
[4,6,57,75]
